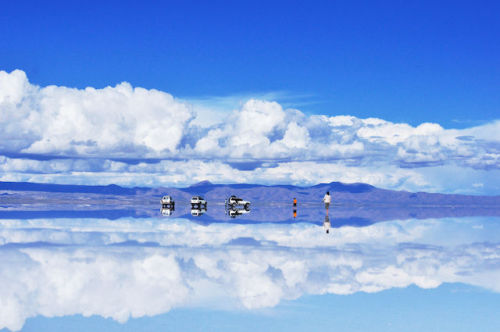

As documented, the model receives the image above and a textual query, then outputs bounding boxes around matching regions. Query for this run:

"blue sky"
[1,0,499,127]
[0,1,499,194]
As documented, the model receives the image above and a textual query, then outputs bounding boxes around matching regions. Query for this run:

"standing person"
[323,191,331,215]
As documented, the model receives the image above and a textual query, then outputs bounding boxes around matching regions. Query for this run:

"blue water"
[0,203,499,331]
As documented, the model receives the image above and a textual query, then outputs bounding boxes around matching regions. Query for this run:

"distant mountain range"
[1,179,498,204]
[1,180,499,225]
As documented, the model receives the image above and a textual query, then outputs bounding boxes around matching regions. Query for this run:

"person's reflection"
[323,215,331,234]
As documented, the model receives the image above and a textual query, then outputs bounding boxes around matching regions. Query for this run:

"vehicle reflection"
[161,205,175,216]
[191,205,207,216]
[225,204,251,218]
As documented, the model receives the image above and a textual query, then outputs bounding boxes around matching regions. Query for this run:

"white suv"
[191,196,207,206]
[161,195,174,204]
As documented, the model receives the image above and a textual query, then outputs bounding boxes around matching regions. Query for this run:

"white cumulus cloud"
[0,70,193,156]
[1,69,499,193]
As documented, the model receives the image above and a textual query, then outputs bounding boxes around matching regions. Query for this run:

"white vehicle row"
[160,195,251,218]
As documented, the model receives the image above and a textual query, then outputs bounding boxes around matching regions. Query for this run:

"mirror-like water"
[1,202,499,331]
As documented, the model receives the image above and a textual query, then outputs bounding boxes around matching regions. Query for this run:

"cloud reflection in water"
[0,217,499,331]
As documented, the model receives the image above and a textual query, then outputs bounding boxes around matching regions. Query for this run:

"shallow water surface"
[0,203,499,331]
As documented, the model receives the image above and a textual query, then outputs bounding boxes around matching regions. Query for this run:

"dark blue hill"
[0,180,376,195]
[183,181,267,195]
[311,182,375,193]
[0,181,144,195]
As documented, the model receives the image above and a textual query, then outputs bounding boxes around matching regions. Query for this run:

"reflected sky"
[0,211,499,331]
